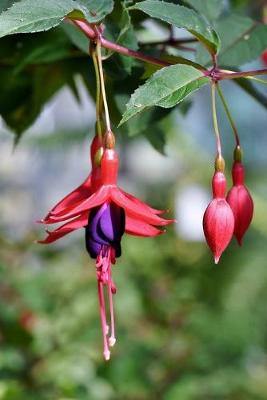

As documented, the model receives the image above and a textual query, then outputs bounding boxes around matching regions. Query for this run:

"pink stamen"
[108,280,116,347]
[96,246,117,359]
[97,281,110,361]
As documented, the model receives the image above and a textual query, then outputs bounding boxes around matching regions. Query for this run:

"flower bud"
[104,130,115,149]
[90,135,103,168]
[226,161,254,245]
[261,49,267,66]
[203,172,235,264]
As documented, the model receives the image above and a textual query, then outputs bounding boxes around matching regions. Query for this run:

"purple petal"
[85,202,125,259]
[99,203,125,242]
[87,203,110,246]
[85,237,102,259]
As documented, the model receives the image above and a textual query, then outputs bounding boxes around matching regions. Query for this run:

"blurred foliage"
[1,219,267,399]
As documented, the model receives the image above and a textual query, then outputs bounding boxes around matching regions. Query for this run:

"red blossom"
[226,161,254,245]
[203,171,235,264]
[38,134,173,360]
[261,49,267,65]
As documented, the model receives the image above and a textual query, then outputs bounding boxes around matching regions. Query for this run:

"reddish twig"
[216,69,267,80]
[69,18,171,67]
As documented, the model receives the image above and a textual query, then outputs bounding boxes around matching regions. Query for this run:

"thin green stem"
[244,76,267,86]
[211,82,222,159]
[96,40,111,133]
[91,46,102,139]
[216,83,240,147]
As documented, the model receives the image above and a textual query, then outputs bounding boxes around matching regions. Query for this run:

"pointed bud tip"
[214,255,220,264]
[234,145,242,162]
[215,156,225,173]
[104,130,115,149]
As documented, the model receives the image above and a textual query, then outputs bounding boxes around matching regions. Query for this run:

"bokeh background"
[1,4,267,399]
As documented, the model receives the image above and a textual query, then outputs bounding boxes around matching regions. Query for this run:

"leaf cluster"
[0,0,266,151]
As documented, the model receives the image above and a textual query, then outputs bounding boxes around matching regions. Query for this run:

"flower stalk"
[211,82,223,164]
[91,44,103,139]
[216,84,240,147]
[96,40,111,134]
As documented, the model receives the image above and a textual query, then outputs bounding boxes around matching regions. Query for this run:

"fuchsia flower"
[203,170,235,264]
[227,161,254,245]
[38,133,173,360]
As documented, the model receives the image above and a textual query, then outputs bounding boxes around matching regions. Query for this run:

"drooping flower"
[226,161,254,245]
[203,170,235,264]
[39,135,168,241]
[38,132,173,359]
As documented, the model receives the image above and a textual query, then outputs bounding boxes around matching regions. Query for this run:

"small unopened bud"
[94,147,104,167]
[233,145,242,162]
[215,156,225,173]
[90,135,103,165]
[104,130,115,149]
[203,172,234,263]
[226,161,254,245]
[262,49,267,66]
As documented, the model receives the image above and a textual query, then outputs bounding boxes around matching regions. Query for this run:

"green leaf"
[115,4,138,73]
[62,23,89,53]
[72,0,114,23]
[142,54,206,79]
[183,0,224,21]
[0,57,94,138]
[143,124,167,155]
[130,0,220,54]
[197,14,267,67]
[103,1,138,74]
[12,29,76,73]
[0,0,114,39]
[119,64,209,125]
[0,1,17,13]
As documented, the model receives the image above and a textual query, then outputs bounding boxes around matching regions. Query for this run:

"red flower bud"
[203,172,235,264]
[90,135,103,167]
[261,49,267,66]
[226,161,254,245]
[19,310,36,332]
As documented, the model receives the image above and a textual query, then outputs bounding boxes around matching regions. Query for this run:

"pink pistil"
[97,281,110,361]
[96,247,117,360]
